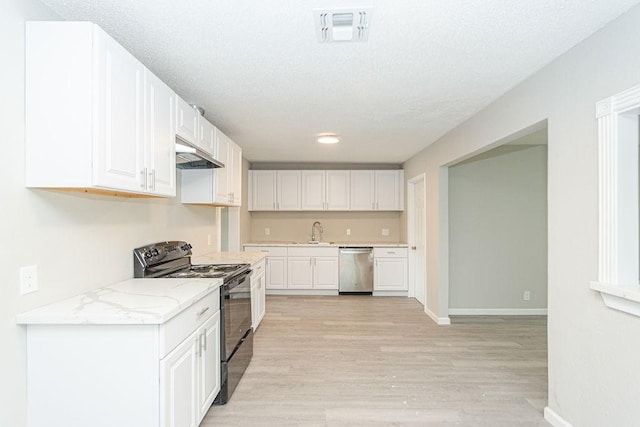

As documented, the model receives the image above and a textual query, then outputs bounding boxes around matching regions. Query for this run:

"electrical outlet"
[20,265,38,295]
[523,291,531,301]
[264,227,270,236]
[381,228,389,236]
[346,228,351,236]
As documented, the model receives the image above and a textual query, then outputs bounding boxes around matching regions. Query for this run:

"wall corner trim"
[424,307,451,325]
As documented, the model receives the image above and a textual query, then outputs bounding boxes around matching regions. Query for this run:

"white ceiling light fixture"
[314,7,372,43]
[317,134,340,144]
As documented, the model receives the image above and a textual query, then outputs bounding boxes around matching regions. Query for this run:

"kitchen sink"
[307,241,333,245]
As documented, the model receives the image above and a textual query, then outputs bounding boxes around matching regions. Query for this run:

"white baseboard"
[425,307,451,325]
[448,308,548,315]
[544,407,573,427]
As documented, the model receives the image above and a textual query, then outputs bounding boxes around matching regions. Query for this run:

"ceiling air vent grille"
[314,8,373,43]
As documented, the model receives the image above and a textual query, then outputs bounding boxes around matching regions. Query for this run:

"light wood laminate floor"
[202,296,549,426]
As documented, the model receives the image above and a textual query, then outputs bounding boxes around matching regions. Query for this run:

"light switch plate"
[20,265,38,295]
[381,228,389,236]
[265,227,271,236]
[346,228,351,235]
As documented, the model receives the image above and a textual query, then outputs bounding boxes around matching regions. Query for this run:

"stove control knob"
[144,251,153,259]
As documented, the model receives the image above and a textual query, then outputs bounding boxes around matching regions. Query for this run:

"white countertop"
[243,242,408,248]
[16,278,222,325]
[192,251,266,266]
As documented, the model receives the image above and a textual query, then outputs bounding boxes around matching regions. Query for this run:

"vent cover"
[314,8,373,43]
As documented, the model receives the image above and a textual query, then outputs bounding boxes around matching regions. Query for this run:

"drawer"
[245,246,288,257]
[288,246,338,257]
[159,289,219,358]
[373,247,408,258]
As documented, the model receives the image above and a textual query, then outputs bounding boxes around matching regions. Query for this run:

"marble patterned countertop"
[191,251,266,266]
[242,242,408,248]
[16,278,222,325]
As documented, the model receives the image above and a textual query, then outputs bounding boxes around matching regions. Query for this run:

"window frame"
[591,84,640,317]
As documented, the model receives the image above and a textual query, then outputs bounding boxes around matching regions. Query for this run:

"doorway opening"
[447,125,548,316]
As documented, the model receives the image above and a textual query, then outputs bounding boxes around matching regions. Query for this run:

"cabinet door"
[313,257,339,289]
[160,332,198,427]
[277,171,301,210]
[287,257,314,289]
[375,170,403,211]
[301,171,325,210]
[144,69,176,196]
[198,312,221,423]
[350,170,375,210]
[214,129,230,203]
[250,171,276,211]
[230,141,243,206]
[93,27,145,192]
[266,257,287,289]
[198,118,216,157]
[325,171,350,210]
[251,272,266,330]
[374,257,408,291]
[176,96,198,145]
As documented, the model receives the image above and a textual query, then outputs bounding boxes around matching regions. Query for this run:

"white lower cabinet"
[287,247,339,290]
[373,248,408,292]
[250,259,267,330]
[23,289,221,427]
[161,311,220,427]
[244,246,288,290]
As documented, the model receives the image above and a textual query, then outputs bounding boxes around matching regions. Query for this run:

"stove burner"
[162,263,249,280]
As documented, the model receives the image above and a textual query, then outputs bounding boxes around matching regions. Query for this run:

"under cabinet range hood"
[175,140,224,169]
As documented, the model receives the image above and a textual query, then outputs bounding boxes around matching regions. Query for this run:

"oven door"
[222,271,252,360]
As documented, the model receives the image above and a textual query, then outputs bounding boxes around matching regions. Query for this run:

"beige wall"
[249,211,402,243]
[402,5,640,425]
[1,2,219,426]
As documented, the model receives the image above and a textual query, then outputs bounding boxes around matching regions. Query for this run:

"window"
[591,84,640,317]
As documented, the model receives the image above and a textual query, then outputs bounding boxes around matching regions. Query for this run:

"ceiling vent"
[314,8,373,43]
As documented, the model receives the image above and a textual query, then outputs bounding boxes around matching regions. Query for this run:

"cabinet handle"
[196,306,210,317]
[149,169,155,191]
[140,169,147,189]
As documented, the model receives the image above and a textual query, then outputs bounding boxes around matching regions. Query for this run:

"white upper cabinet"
[301,170,350,211]
[249,169,402,211]
[25,21,175,197]
[249,170,301,211]
[176,95,216,157]
[198,114,217,157]
[180,127,242,207]
[175,96,198,146]
[351,170,404,211]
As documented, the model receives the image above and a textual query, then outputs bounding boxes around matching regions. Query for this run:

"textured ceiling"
[39,0,640,164]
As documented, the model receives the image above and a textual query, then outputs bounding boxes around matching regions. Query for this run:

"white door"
[325,171,350,210]
[313,257,339,289]
[301,171,325,210]
[277,170,301,210]
[93,28,144,192]
[251,171,276,210]
[214,129,230,203]
[266,257,287,289]
[176,96,198,145]
[198,312,220,422]
[160,333,198,427]
[408,174,427,306]
[375,170,402,210]
[144,69,176,196]
[288,257,314,289]
[350,170,375,210]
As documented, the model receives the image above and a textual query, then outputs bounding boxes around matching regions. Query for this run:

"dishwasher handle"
[340,248,373,254]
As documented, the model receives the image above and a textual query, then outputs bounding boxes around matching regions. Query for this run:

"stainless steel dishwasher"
[339,247,374,294]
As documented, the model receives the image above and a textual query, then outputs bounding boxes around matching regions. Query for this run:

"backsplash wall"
[249,211,402,243]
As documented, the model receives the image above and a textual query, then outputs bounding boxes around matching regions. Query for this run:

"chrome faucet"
[311,221,323,242]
